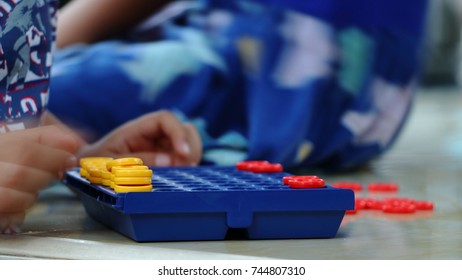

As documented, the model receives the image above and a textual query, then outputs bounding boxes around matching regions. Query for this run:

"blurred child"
[50,0,429,171]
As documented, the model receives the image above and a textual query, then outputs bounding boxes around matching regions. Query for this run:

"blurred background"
[423,0,462,87]
[57,0,462,88]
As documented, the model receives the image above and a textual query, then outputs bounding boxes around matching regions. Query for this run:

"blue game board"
[64,166,354,241]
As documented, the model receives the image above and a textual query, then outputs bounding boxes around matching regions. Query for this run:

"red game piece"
[236,161,269,171]
[414,200,434,211]
[282,175,318,185]
[367,182,399,192]
[235,160,283,173]
[347,198,370,214]
[236,161,283,173]
[382,203,416,214]
[250,163,283,173]
[354,197,382,210]
[365,198,383,210]
[331,181,363,192]
[355,198,368,210]
[286,176,326,189]
[382,197,415,206]
[381,197,416,214]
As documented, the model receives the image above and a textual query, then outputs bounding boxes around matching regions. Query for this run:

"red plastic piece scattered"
[382,197,415,206]
[286,176,326,189]
[282,175,318,185]
[355,198,368,210]
[381,197,416,214]
[382,203,416,214]
[414,200,434,211]
[346,198,371,215]
[367,182,399,192]
[331,181,363,192]
[365,198,384,210]
[353,196,434,215]
[235,161,283,173]
[354,197,383,210]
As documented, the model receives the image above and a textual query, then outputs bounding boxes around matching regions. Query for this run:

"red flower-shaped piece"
[414,200,434,211]
[367,182,399,192]
[235,161,283,173]
[285,176,326,189]
[382,197,416,214]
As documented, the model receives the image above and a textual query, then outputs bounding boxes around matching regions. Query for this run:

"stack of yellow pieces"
[80,157,113,184]
[79,157,153,193]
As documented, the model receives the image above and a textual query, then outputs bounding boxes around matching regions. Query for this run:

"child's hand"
[78,111,202,166]
[0,126,79,233]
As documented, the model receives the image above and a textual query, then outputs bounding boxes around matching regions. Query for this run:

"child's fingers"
[0,126,79,225]
[0,186,37,213]
[144,123,201,166]
[144,113,201,162]
[113,152,172,167]
[0,141,76,179]
[0,126,79,178]
[121,111,195,161]
[81,111,202,167]
[0,161,64,193]
[182,123,202,165]
[0,212,26,225]
[19,125,80,153]
[110,151,185,167]
[0,212,26,234]
[137,111,191,154]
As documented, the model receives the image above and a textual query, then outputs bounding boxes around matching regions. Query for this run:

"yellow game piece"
[112,177,152,186]
[101,178,113,187]
[111,165,149,171]
[112,168,152,178]
[88,176,103,184]
[80,168,89,179]
[80,158,112,184]
[101,170,112,179]
[80,157,113,169]
[106,157,144,171]
[88,168,103,178]
[78,157,153,189]
[111,184,152,193]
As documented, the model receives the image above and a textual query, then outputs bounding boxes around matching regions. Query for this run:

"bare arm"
[56,0,172,48]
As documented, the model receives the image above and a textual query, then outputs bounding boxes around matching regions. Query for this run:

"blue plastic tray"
[64,166,354,241]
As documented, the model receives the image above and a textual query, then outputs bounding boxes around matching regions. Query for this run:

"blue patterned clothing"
[0,0,58,132]
[49,0,428,171]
